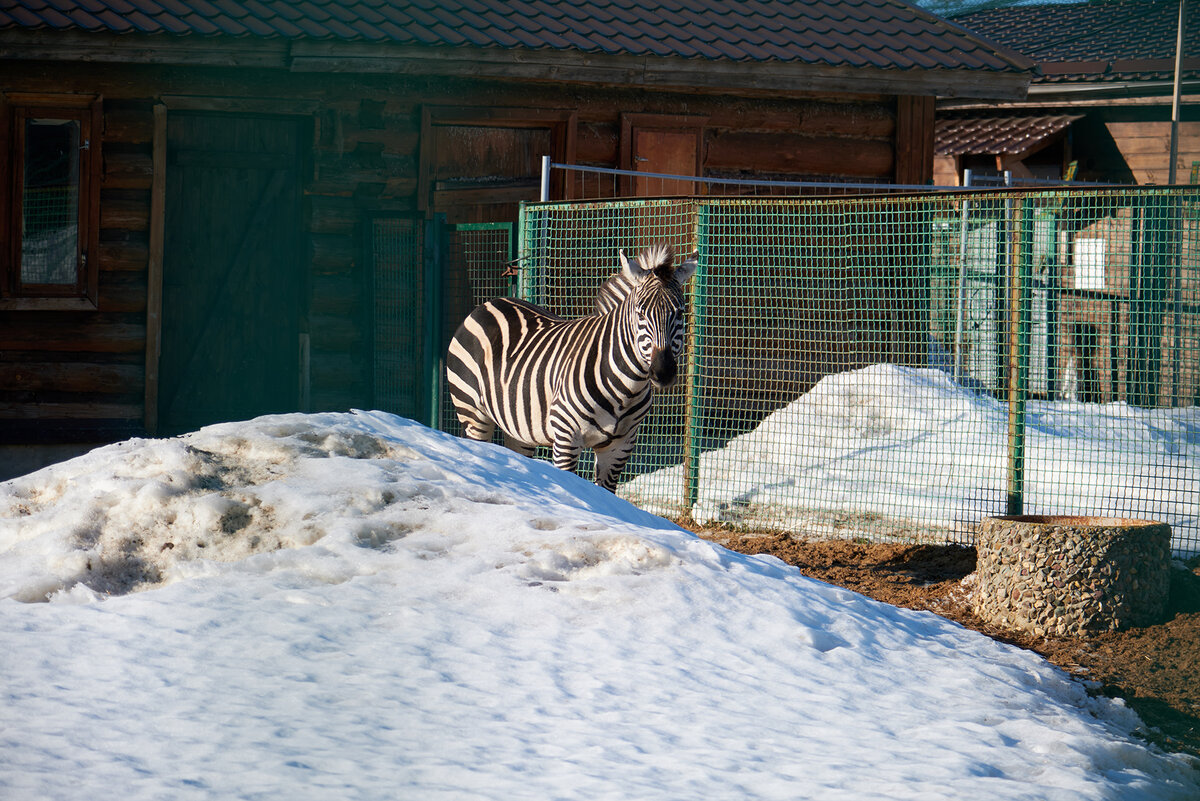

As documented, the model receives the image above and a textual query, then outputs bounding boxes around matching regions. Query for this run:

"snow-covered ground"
[1,411,1197,799]
[622,365,1200,552]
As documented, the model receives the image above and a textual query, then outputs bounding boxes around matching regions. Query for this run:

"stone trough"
[972,515,1171,638]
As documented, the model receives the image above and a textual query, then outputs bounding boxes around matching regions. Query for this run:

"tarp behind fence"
[517,189,1200,555]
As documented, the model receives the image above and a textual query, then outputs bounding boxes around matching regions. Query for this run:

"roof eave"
[287,42,1031,100]
[0,30,1032,101]
[0,28,290,67]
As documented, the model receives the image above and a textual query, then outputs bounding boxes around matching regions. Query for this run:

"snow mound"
[0,411,676,602]
[2,411,1199,799]
[621,364,1200,547]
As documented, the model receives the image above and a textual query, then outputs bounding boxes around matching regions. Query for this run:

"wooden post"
[143,103,167,434]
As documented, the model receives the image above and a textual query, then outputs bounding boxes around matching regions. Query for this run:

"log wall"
[0,56,932,469]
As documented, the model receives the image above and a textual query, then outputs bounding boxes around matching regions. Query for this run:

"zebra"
[445,243,697,491]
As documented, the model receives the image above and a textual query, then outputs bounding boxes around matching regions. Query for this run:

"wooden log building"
[0,0,1031,478]
[933,1,1200,408]
[937,0,1200,185]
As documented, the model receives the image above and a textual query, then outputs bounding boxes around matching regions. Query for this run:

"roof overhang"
[936,115,1082,160]
[0,29,1032,101]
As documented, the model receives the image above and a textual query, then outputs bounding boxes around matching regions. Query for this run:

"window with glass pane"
[21,117,81,286]
[3,95,99,306]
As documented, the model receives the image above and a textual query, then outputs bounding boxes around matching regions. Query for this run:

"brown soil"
[696,527,1200,759]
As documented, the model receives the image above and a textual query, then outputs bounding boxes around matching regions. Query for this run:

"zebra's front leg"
[503,435,536,460]
[594,435,637,492]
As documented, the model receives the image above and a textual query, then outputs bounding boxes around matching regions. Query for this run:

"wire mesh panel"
[21,117,82,286]
[373,217,425,421]
[518,188,1200,555]
[1017,190,1200,554]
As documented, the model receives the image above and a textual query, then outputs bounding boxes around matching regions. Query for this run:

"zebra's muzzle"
[649,348,678,389]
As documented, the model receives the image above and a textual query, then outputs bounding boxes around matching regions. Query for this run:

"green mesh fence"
[518,189,1200,556]
[438,222,517,436]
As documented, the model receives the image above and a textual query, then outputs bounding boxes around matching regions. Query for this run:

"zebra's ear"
[619,249,648,281]
[674,251,699,284]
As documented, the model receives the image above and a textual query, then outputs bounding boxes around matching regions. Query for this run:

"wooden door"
[621,114,706,197]
[633,130,700,196]
[160,113,303,434]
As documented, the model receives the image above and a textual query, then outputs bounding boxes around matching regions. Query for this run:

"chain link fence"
[516,189,1200,555]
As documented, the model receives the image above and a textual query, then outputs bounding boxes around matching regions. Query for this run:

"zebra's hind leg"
[550,436,583,479]
[594,436,636,492]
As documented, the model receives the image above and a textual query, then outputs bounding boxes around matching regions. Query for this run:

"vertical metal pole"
[540,155,551,203]
[1006,199,1032,516]
[423,214,445,430]
[684,207,707,515]
[953,169,972,382]
[1170,0,1187,185]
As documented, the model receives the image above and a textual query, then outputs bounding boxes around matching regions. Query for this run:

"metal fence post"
[953,171,972,382]
[1006,198,1033,516]
[540,155,552,203]
[684,204,708,515]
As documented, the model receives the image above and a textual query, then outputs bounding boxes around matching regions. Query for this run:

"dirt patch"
[698,527,1200,760]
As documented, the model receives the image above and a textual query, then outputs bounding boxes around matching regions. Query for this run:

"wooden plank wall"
[1107,121,1200,185]
[1,61,918,447]
[0,95,152,441]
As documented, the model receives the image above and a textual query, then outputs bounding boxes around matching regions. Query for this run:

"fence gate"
[372,218,516,431]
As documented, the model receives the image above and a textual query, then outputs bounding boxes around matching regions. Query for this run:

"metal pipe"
[540,155,551,202]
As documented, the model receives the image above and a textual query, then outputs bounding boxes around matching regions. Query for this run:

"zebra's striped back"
[594,269,633,314]
[446,244,697,490]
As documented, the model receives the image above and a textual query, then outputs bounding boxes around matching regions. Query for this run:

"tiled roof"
[935,115,1082,156]
[0,0,1032,73]
[955,0,1200,83]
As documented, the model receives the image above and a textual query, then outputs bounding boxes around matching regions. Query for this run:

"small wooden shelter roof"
[0,0,1033,99]
[935,115,1083,157]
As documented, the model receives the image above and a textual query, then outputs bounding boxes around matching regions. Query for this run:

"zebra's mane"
[635,243,675,281]
[595,243,679,314]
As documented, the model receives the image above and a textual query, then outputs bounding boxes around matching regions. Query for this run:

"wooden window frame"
[0,92,102,310]
[418,106,578,210]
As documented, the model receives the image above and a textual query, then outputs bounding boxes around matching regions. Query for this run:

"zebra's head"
[617,244,698,390]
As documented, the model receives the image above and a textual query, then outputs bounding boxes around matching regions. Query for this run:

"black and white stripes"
[445,244,697,491]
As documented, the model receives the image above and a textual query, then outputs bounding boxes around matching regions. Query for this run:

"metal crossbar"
[539,158,1124,202]
[517,188,1200,556]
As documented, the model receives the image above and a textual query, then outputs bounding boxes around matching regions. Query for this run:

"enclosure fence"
[499,187,1200,556]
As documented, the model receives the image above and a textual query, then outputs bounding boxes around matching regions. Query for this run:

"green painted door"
[160,113,303,434]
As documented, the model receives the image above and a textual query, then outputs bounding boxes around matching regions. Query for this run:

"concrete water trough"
[972,515,1171,638]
